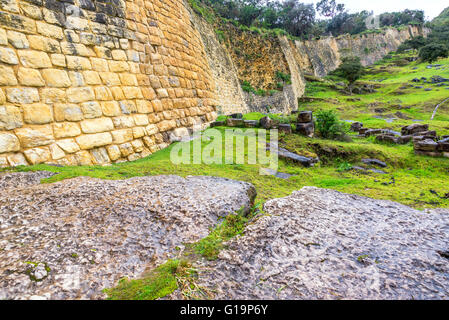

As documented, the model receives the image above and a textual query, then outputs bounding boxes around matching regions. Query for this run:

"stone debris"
[296,111,314,137]
[198,187,449,300]
[0,171,256,300]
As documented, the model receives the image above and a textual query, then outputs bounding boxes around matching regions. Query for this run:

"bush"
[419,43,449,63]
[315,109,349,140]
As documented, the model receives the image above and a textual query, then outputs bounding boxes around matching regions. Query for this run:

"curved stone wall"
[0,0,217,167]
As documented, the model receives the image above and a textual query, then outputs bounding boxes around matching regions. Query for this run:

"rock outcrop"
[0,171,256,300]
[199,187,449,300]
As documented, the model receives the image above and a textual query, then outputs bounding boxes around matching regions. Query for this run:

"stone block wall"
[0,0,217,167]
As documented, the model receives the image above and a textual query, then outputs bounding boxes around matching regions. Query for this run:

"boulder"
[226,118,244,127]
[414,139,438,152]
[296,122,315,137]
[350,122,363,132]
[401,123,429,136]
[278,124,292,134]
[243,120,258,128]
[210,121,225,127]
[0,172,256,300]
[198,187,449,299]
[259,116,273,129]
[297,111,313,123]
[397,135,412,144]
[361,158,387,168]
[375,134,398,144]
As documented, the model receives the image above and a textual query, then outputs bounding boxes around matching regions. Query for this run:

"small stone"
[296,122,315,137]
[297,111,313,123]
[361,158,387,168]
[259,116,273,129]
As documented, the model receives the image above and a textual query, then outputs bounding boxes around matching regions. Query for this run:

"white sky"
[305,0,447,20]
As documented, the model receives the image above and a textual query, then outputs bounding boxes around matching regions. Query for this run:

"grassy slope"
[304,53,449,134]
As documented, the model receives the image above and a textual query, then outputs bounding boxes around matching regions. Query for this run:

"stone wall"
[0,0,217,167]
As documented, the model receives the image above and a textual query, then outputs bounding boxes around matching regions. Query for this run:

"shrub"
[419,43,449,63]
[315,109,349,139]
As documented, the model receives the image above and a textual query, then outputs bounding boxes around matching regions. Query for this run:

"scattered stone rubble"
[198,187,449,300]
[0,172,256,300]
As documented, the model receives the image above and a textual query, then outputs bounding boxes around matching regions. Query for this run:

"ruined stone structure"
[0,0,217,167]
[0,0,427,167]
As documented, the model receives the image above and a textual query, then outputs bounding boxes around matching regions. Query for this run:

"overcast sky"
[305,0,447,20]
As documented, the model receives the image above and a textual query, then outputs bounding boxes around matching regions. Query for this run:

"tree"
[332,56,364,95]
[316,0,345,18]
[278,1,316,38]
[419,43,449,63]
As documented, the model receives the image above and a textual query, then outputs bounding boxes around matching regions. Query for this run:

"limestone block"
[132,127,146,139]
[0,132,20,153]
[68,71,85,87]
[0,89,5,104]
[119,101,137,114]
[108,60,129,72]
[119,73,138,86]
[110,87,125,100]
[67,87,95,103]
[145,124,159,135]
[106,145,121,161]
[53,122,81,139]
[0,46,18,65]
[0,105,22,130]
[23,103,53,124]
[0,28,6,45]
[136,100,153,114]
[50,54,66,67]
[111,49,127,61]
[157,120,176,132]
[56,139,80,154]
[36,21,63,39]
[49,143,65,160]
[91,58,109,72]
[0,11,36,33]
[111,129,133,144]
[15,125,54,148]
[20,3,42,20]
[6,88,39,104]
[66,56,92,70]
[99,72,121,86]
[133,114,149,126]
[6,152,28,166]
[80,117,114,134]
[76,132,112,150]
[0,65,18,85]
[83,71,101,85]
[0,155,7,167]
[7,30,29,48]
[18,50,51,68]
[112,116,135,129]
[41,69,71,88]
[94,86,113,101]
[101,101,121,117]
[131,139,144,153]
[41,88,66,104]
[24,147,51,164]
[27,35,60,53]
[122,86,143,99]
[73,150,93,165]
[80,101,102,119]
[119,142,133,157]
[54,104,83,122]
[90,147,110,165]
[17,67,45,86]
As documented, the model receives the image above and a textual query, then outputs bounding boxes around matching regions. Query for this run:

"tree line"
[200,0,425,38]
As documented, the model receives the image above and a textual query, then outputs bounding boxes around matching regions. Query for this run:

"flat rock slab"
[0,172,256,300]
[199,187,449,300]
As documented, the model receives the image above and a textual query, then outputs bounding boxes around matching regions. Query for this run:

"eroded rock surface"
[0,172,256,300]
[199,187,449,300]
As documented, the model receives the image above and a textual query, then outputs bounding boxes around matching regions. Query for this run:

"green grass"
[104,259,194,300]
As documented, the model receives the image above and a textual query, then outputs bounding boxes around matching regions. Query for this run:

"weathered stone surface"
[0,132,20,153]
[0,172,256,299]
[361,158,387,168]
[198,187,449,299]
[15,126,54,148]
[23,103,53,124]
[375,134,398,144]
[76,132,112,149]
[414,139,439,152]
[350,121,363,132]
[0,105,22,130]
[278,124,292,134]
